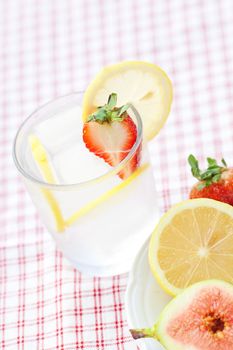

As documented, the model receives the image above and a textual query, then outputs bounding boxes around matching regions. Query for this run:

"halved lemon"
[82,61,173,141]
[149,198,233,296]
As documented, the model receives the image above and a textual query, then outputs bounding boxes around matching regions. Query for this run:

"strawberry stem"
[188,155,228,189]
[87,93,130,124]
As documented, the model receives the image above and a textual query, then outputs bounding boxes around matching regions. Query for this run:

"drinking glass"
[13,92,158,276]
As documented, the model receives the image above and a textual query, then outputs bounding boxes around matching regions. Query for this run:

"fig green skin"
[130,279,233,350]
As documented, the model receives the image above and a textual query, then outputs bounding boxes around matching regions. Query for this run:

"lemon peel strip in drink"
[29,135,65,232]
[65,163,149,227]
[29,135,148,231]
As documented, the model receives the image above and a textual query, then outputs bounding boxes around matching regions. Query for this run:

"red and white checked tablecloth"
[1,0,233,349]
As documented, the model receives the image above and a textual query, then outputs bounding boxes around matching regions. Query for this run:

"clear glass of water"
[13,92,158,276]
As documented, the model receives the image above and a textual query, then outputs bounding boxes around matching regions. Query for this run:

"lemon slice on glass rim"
[149,198,233,296]
[82,61,173,141]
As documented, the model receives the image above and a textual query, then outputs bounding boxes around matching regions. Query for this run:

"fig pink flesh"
[167,286,233,350]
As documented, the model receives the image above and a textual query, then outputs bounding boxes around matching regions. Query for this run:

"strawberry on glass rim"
[83,93,141,180]
[188,154,233,206]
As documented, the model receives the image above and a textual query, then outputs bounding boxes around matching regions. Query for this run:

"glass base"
[61,215,160,277]
[68,256,133,277]
[56,211,158,277]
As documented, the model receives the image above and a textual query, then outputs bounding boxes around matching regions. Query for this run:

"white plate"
[125,238,172,350]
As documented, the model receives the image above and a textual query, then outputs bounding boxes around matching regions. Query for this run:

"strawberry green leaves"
[107,92,117,108]
[188,155,201,180]
[188,155,227,190]
[87,93,130,124]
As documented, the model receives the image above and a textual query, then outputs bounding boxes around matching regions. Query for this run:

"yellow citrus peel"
[29,135,65,232]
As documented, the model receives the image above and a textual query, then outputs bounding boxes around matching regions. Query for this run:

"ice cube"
[35,106,82,155]
[52,140,111,184]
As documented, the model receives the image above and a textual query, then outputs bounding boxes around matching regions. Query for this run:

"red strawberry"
[188,155,233,206]
[83,93,141,180]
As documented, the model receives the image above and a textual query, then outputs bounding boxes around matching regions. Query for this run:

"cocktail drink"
[13,62,172,276]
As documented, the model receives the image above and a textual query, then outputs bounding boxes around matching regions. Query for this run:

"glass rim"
[13,91,143,190]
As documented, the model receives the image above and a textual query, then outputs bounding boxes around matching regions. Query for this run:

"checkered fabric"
[1,0,233,349]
